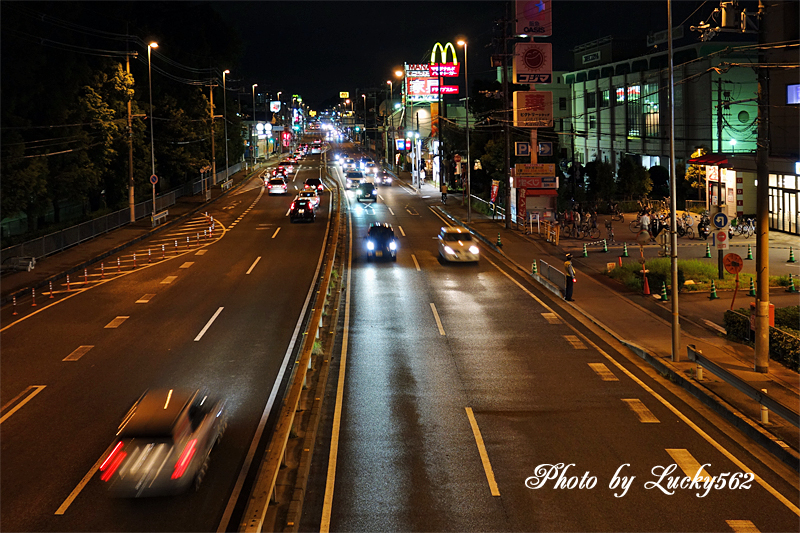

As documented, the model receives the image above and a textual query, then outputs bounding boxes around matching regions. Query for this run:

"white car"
[295,189,320,208]
[438,227,479,263]
[364,162,379,176]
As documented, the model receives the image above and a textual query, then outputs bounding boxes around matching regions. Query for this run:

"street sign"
[714,230,729,250]
[512,176,557,189]
[513,91,553,128]
[339,92,349,98]
[723,253,743,274]
[150,174,158,185]
[636,230,650,245]
[538,142,553,156]
[713,212,729,229]
[454,154,462,163]
[513,42,553,84]
[515,142,530,156]
[515,163,555,176]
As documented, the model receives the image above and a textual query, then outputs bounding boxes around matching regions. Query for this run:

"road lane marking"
[194,307,224,341]
[465,407,501,496]
[666,448,712,482]
[272,227,281,238]
[136,294,155,304]
[588,362,618,381]
[564,334,587,349]
[180,261,194,268]
[104,316,129,329]
[246,256,262,274]
[727,520,760,532]
[411,254,421,271]
[388,207,395,216]
[63,345,93,362]
[55,442,117,515]
[0,385,46,424]
[161,276,177,284]
[622,399,660,423]
[430,303,446,335]
[542,312,561,324]
[398,225,406,237]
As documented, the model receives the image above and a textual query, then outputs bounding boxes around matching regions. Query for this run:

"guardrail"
[537,259,566,292]
[687,344,800,428]
[151,210,169,227]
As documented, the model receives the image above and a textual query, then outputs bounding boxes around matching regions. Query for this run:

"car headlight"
[389,241,397,251]
[367,240,375,250]
[444,246,456,255]
[469,246,479,254]
[347,179,352,186]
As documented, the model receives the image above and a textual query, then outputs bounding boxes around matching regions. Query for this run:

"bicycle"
[608,202,624,223]
[605,220,616,243]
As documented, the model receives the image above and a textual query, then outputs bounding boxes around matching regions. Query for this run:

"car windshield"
[269,179,284,185]
[369,227,394,239]
[306,179,321,186]
[347,172,362,178]
[444,232,472,242]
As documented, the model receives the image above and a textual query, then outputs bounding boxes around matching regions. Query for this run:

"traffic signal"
[355,126,361,132]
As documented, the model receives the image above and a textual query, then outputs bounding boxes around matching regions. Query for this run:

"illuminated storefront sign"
[513,91,553,128]
[270,101,281,112]
[516,0,552,37]
[429,42,460,77]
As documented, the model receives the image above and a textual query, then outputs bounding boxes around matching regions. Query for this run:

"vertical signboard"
[513,91,553,128]
[513,43,553,84]
[516,0,552,37]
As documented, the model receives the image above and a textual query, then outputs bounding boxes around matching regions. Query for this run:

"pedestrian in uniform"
[564,253,576,301]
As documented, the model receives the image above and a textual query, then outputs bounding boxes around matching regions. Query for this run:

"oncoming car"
[438,227,479,262]
[345,171,364,190]
[99,388,227,497]
[374,171,393,186]
[366,223,397,261]
[356,182,377,202]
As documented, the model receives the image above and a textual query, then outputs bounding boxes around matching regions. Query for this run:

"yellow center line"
[465,407,500,496]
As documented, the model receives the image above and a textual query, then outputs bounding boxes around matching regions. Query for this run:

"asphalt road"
[300,143,800,532]
[0,153,330,531]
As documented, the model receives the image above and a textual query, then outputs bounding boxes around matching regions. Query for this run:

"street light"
[362,93,367,147]
[251,83,257,166]
[458,39,471,223]
[147,42,158,216]
[386,80,393,168]
[223,70,230,182]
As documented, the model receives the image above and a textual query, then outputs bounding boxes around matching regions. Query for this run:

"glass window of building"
[601,90,610,108]
[627,85,641,138]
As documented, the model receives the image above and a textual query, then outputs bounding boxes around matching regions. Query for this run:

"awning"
[688,153,729,166]
[524,189,558,196]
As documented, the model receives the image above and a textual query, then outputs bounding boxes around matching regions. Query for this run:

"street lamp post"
[386,80,393,169]
[223,70,230,182]
[458,40,471,223]
[147,42,158,216]
[251,83,257,166]
[362,93,367,148]
[277,91,283,157]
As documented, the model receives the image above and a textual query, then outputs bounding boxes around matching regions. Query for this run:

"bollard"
[602,239,608,253]
[696,364,703,381]
[746,244,753,260]
[85,268,88,285]
[204,229,208,239]
[531,260,538,275]
[496,233,502,247]
[49,281,54,298]
[748,276,756,297]
[704,243,711,258]
[788,247,796,263]
[709,279,720,300]
[117,257,121,272]
[618,256,622,267]
[32,288,37,307]
[67,275,71,291]
[582,243,588,257]
[101,263,105,279]
[187,236,190,249]
[761,389,769,424]
[197,233,200,245]
[133,253,137,268]
[174,240,178,254]
[149,248,152,263]
[13,295,18,315]
[162,244,165,259]
[622,242,629,257]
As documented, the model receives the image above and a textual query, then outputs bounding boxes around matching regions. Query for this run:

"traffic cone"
[788,273,797,293]
[532,260,538,275]
[746,244,753,260]
[643,275,651,295]
[704,243,711,258]
[602,239,608,253]
[496,233,503,248]
[582,243,588,257]
[661,281,669,301]
[709,280,720,300]
[748,276,756,296]
[789,247,796,263]
[622,242,629,257]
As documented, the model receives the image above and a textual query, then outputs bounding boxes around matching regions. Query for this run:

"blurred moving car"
[267,177,289,195]
[364,162,379,176]
[345,171,364,189]
[304,178,324,191]
[356,182,377,202]
[295,189,320,208]
[278,160,295,173]
[290,198,316,222]
[343,158,357,171]
[100,388,227,497]
[374,170,393,186]
[366,223,397,261]
[438,226,479,262]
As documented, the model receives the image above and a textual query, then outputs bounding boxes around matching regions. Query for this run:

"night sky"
[210,0,716,108]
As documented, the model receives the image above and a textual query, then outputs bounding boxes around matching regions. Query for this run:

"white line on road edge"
[55,442,116,515]
[388,207,395,216]
[194,307,223,341]
[0,385,46,424]
[398,225,406,237]
[246,256,261,275]
[411,254,421,272]
[272,227,281,238]
[430,302,446,336]
[465,407,501,496]
[483,254,800,517]
[320,191,354,533]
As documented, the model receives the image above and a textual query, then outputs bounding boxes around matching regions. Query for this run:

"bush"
[724,308,800,371]
[775,306,799,330]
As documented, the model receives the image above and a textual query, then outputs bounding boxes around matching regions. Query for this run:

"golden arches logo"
[430,42,458,65]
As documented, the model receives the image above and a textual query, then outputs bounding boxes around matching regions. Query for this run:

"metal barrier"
[687,345,800,428]
[538,259,566,292]
[151,210,169,227]
[539,220,560,245]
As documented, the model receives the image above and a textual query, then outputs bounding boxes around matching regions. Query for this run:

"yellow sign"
[340,92,349,99]
[515,163,555,176]
[430,42,458,65]
[309,110,317,117]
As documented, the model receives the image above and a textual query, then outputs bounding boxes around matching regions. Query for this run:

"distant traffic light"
[355,126,361,132]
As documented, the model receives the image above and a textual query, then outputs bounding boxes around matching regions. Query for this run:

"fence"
[469,194,506,219]
[1,161,245,263]
[537,259,566,292]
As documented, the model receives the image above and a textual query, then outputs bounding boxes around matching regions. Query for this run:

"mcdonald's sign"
[428,42,460,77]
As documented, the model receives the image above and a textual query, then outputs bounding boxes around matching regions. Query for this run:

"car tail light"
[100,441,127,482]
[171,439,197,479]
[290,202,295,209]
[317,185,323,190]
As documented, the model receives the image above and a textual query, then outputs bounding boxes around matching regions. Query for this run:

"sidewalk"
[0,157,277,305]
[392,168,799,469]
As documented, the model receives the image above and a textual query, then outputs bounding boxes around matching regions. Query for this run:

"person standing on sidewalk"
[564,253,576,301]
[441,183,448,204]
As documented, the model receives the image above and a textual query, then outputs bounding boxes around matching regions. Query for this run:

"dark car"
[357,181,377,202]
[100,388,227,497]
[290,198,316,222]
[366,223,397,261]
[304,178,324,192]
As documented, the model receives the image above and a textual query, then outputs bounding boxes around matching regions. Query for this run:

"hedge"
[724,309,800,371]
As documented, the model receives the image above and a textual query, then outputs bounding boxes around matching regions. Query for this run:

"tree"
[584,159,616,202]
[685,147,708,200]
[617,156,652,199]
[649,165,670,199]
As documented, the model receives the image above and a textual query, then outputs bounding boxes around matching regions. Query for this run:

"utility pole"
[208,82,216,198]
[754,0,770,373]
[502,13,511,229]
[126,52,135,223]
[667,0,681,362]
